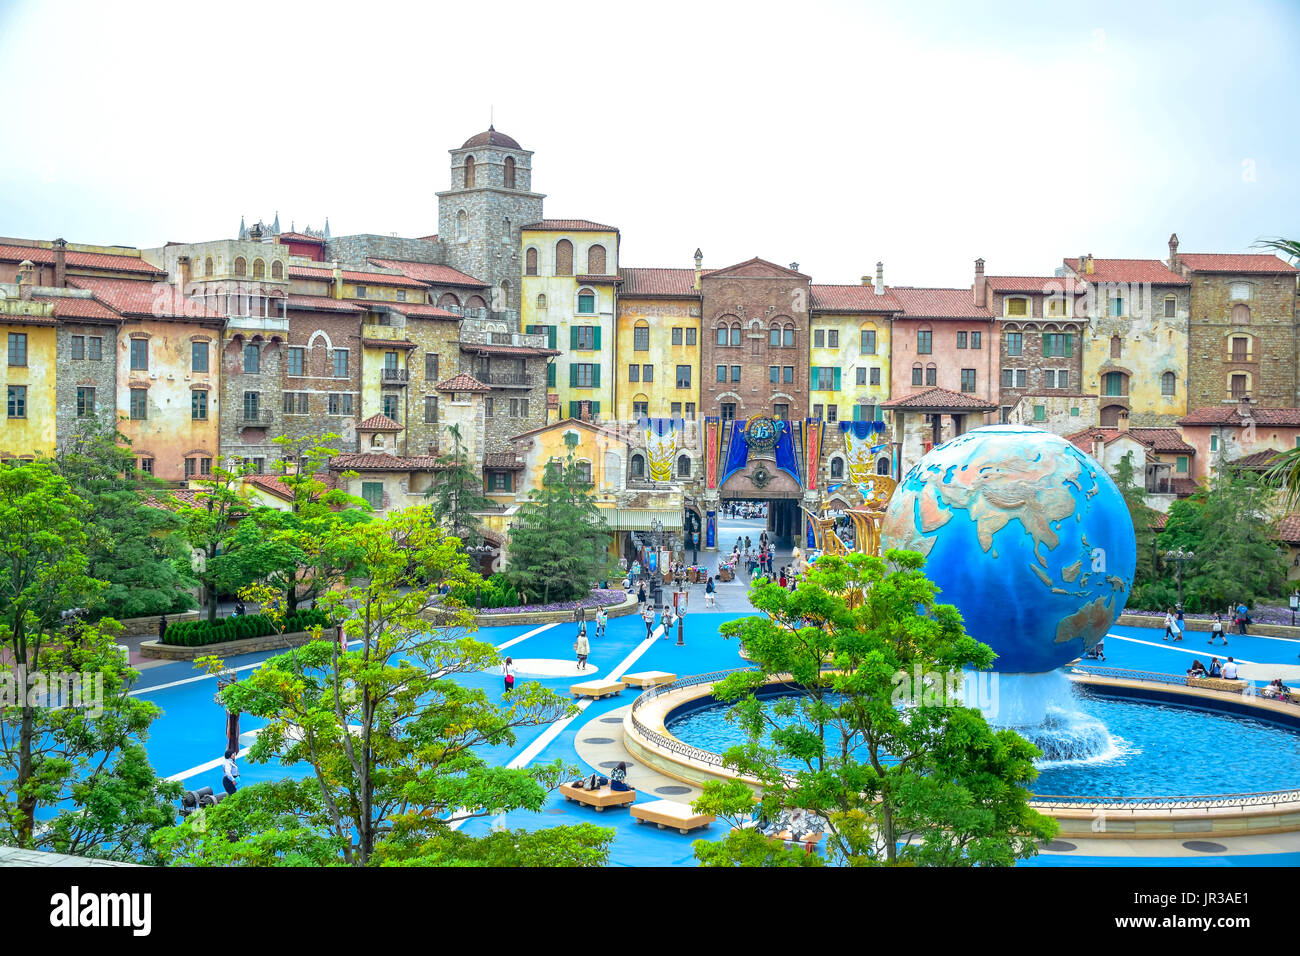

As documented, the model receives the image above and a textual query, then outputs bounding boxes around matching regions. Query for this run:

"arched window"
[204,256,213,277]
[500,279,511,307]
[587,244,606,275]
[504,156,516,189]
[782,324,794,347]
[234,257,247,277]
[576,460,592,484]
[1102,371,1128,396]
[1100,405,1124,427]
[730,323,741,346]
[464,155,475,188]
[253,258,265,279]
[911,362,923,386]
[1161,371,1176,396]
[677,454,691,478]
[555,239,573,276]
[536,293,547,312]
[456,210,468,241]
[717,326,728,346]
[1110,335,1122,359]
[1232,303,1251,324]
[525,247,538,275]
[769,325,781,347]
[630,453,646,478]
[830,457,844,479]
[877,457,891,476]
[271,260,283,279]
[438,292,461,312]
[466,295,487,312]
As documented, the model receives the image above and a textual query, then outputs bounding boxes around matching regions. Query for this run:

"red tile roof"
[372,301,459,320]
[575,274,621,284]
[1065,426,1194,454]
[286,294,365,313]
[67,276,225,321]
[1230,448,1284,469]
[1275,514,1300,544]
[357,413,403,432]
[881,386,997,410]
[1149,512,1168,531]
[244,474,296,500]
[618,267,700,298]
[810,284,901,313]
[30,293,121,321]
[1172,478,1198,496]
[288,265,426,289]
[366,258,487,288]
[521,219,618,233]
[462,126,522,149]
[435,372,490,393]
[0,307,57,326]
[277,232,325,244]
[331,453,442,472]
[0,242,165,276]
[483,453,525,470]
[1179,405,1300,427]
[889,287,992,320]
[361,337,416,350]
[1176,254,1297,274]
[1063,258,1188,285]
[986,275,1087,294]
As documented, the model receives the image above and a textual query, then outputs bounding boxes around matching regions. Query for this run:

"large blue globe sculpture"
[879,424,1136,674]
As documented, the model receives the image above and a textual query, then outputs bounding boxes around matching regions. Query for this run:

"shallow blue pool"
[665,690,1300,799]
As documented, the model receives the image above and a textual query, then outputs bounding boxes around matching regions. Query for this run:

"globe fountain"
[877,424,1136,761]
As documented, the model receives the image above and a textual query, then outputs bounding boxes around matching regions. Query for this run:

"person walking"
[1162,608,1177,641]
[221,748,240,796]
[637,581,647,610]
[1174,605,1185,642]
[642,603,655,639]
[705,575,716,608]
[1235,602,1251,635]
[595,606,608,638]
[503,657,515,694]
[1208,613,1228,646]
[574,631,590,671]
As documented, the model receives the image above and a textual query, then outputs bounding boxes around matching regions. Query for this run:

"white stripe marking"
[1105,633,1256,665]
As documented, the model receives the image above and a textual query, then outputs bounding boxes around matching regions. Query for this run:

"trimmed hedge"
[161,609,333,647]
[449,573,520,610]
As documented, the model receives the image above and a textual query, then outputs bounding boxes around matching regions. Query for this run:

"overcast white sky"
[2,0,1296,287]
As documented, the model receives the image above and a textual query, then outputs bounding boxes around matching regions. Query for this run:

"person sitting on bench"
[609,761,634,792]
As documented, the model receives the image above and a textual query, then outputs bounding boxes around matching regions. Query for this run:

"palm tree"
[1258,237,1300,506]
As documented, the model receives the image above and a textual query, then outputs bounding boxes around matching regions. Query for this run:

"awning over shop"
[602,508,684,531]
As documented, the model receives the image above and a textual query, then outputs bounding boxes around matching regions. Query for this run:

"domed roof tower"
[436,125,545,321]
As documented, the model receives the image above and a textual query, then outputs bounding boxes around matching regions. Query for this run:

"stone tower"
[436,126,544,324]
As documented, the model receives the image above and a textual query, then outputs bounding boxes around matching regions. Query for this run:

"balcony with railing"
[459,318,550,351]
[239,407,273,426]
[471,368,535,388]
[381,368,409,385]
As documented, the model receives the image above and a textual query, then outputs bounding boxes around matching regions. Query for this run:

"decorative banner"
[720,418,751,487]
[643,417,683,482]
[807,516,816,549]
[773,420,801,487]
[706,510,716,549]
[704,417,720,489]
[840,420,889,497]
[803,419,824,492]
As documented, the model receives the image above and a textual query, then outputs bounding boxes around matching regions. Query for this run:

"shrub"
[160,608,333,646]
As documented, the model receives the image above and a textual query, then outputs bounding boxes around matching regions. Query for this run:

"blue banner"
[706,511,716,550]
[774,420,801,486]
[720,418,750,487]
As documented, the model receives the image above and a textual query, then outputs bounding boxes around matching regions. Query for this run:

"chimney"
[176,255,191,292]
[1117,410,1130,433]
[693,248,702,290]
[1237,394,1253,418]
[974,258,986,306]
[1092,436,1104,460]
[17,260,35,300]
[52,237,67,288]
[861,274,872,288]
[1085,253,1095,275]
[332,261,343,300]
[1168,232,1180,270]
[875,261,884,295]
[789,262,800,272]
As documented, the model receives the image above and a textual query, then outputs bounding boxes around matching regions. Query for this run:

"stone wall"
[55,322,118,450]
[282,309,363,451]
[325,235,444,271]
[219,333,284,469]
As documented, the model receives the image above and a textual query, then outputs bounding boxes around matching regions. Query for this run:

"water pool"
[665,689,1300,798]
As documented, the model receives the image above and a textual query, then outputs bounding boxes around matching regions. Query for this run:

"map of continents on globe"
[879,425,1137,673]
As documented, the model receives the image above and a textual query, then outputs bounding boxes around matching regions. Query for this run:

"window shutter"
[569,364,578,387]
[569,402,579,419]
[1065,334,1074,357]
[548,326,557,349]
[591,364,601,388]
[592,401,600,415]
[570,326,579,350]
[593,326,602,350]
[833,367,841,390]
[526,324,535,334]
[853,404,862,422]
[547,363,556,387]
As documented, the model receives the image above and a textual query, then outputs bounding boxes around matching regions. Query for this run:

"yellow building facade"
[808,284,894,423]
[615,268,701,423]
[0,291,58,460]
[520,222,619,421]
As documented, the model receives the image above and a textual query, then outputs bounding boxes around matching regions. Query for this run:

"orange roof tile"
[1064,258,1188,285]
[286,294,365,313]
[0,242,165,276]
[66,276,225,321]
[986,275,1088,294]
[521,219,618,232]
[357,413,403,432]
[889,287,992,320]
[1175,253,1297,274]
[366,258,486,288]
[618,267,700,298]
[881,386,996,410]
[331,453,442,471]
[30,293,121,321]
[435,372,490,393]
[810,284,901,313]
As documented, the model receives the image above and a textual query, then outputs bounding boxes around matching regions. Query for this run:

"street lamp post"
[649,518,664,610]
[1162,548,1196,607]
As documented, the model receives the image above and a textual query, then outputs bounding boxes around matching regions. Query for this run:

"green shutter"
[853,404,862,422]
[874,405,884,422]
[525,324,536,334]
[593,326,602,350]
[591,401,600,416]
[548,326,557,349]
[569,363,578,387]
[570,326,579,350]
[833,367,841,390]
[1065,334,1074,357]
[569,402,579,419]
[547,363,556,387]
[591,364,601,388]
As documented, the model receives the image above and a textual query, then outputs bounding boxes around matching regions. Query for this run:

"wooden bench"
[631,799,714,834]
[557,783,637,811]
[622,671,677,688]
[570,679,626,700]
[1186,677,1250,693]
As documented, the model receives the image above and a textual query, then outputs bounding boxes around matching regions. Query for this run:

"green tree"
[691,550,1056,866]
[153,507,604,866]
[0,461,179,859]
[244,433,370,612]
[1113,451,1160,589]
[51,415,196,619]
[426,423,494,549]
[504,435,609,604]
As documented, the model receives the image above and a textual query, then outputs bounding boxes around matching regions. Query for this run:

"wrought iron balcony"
[239,408,272,425]
[381,368,409,384]
[475,370,535,388]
